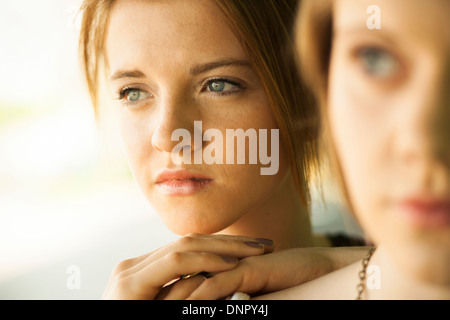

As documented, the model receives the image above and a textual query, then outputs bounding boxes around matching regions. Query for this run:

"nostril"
[172,144,192,154]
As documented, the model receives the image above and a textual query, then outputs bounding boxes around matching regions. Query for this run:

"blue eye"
[358,48,400,79]
[209,81,226,92]
[205,79,241,95]
[118,88,151,104]
[126,90,142,101]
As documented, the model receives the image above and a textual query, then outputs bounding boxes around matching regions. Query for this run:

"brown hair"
[295,0,353,207]
[79,0,320,204]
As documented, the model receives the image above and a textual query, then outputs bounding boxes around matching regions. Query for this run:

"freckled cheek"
[119,117,155,176]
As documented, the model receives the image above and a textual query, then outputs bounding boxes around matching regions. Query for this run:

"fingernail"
[244,241,264,248]
[222,256,238,264]
[256,238,274,246]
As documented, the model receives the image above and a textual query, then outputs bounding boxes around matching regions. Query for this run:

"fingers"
[190,234,275,254]
[157,274,207,300]
[102,234,274,300]
[187,248,339,300]
[153,233,274,261]
[105,252,238,300]
[124,234,273,278]
[139,252,238,288]
[187,273,244,300]
[186,256,271,300]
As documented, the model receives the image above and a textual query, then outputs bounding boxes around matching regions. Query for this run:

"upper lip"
[397,195,450,211]
[155,169,213,184]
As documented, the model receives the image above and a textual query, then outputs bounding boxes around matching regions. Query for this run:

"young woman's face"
[105,0,288,235]
[329,0,450,282]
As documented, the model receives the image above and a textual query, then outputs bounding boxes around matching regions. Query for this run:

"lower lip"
[156,179,213,196]
[398,201,450,229]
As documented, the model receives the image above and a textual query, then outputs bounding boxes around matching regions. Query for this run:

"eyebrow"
[110,59,252,81]
[110,69,146,81]
[190,59,252,75]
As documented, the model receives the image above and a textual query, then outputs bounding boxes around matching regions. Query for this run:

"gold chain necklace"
[356,247,376,300]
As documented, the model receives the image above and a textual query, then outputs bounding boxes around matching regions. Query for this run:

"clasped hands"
[102,233,334,300]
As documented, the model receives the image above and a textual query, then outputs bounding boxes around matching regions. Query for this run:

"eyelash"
[117,87,132,100]
[115,86,149,106]
[202,77,244,97]
[115,77,244,106]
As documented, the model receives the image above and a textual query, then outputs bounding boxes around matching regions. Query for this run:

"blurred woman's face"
[105,0,288,235]
[329,0,450,283]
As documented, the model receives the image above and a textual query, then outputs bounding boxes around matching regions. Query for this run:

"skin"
[101,0,330,300]
[105,0,313,249]
[259,0,450,300]
[99,0,374,301]
[185,246,367,300]
[102,233,273,300]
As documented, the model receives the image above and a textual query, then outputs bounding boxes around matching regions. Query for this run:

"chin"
[164,219,232,236]
[155,204,239,236]
[396,240,450,285]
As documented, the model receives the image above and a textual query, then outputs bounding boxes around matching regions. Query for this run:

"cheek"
[327,75,386,235]
[118,113,154,179]
[328,80,370,190]
[209,98,289,200]
[211,91,286,173]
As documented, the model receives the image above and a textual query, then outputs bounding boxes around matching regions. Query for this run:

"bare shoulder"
[254,261,361,300]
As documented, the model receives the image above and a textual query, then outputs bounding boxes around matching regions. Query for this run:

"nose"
[151,93,201,155]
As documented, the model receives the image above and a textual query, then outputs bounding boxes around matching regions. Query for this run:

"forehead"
[105,0,247,71]
[334,0,450,45]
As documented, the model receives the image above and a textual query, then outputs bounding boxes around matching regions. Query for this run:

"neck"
[218,171,315,251]
[364,246,450,300]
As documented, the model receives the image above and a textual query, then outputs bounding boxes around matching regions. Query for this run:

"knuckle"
[114,276,132,291]
[174,235,196,248]
[112,258,135,274]
[196,252,211,264]
[185,232,202,238]
[114,276,143,298]
[165,251,184,265]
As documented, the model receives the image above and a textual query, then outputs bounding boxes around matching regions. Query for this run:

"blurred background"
[0,0,363,299]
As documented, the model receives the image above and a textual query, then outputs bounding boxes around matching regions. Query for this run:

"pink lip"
[397,197,450,228]
[155,169,213,196]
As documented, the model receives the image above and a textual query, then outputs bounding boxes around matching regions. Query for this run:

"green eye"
[118,88,150,104]
[205,79,241,95]
[209,81,226,92]
[359,48,400,78]
[126,90,142,101]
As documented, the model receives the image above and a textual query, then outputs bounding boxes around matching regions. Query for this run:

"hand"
[101,233,274,300]
[186,246,369,300]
